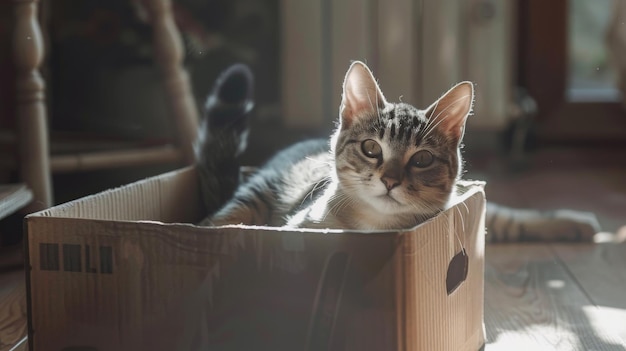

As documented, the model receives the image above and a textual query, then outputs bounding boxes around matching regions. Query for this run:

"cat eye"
[361,139,382,158]
[409,150,434,168]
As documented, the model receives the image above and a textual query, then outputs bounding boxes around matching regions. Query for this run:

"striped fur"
[197,61,601,241]
[485,203,600,242]
[199,61,471,230]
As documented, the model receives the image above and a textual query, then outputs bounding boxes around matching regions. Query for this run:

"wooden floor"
[485,242,626,350]
[0,241,624,351]
[0,266,26,351]
[473,145,626,350]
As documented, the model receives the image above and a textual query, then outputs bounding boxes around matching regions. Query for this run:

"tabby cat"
[195,61,601,241]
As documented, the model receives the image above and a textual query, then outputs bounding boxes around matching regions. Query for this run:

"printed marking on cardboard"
[39,243,114,274]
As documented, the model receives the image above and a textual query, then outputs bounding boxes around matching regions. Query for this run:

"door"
[518,0,626,144]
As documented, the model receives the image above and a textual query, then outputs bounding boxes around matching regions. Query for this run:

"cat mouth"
[378,193,402,205]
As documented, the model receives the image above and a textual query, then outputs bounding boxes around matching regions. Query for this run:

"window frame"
[517,0,626,145]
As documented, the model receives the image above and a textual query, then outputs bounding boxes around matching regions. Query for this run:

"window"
[568,0,620,102]
[518,0,626,144]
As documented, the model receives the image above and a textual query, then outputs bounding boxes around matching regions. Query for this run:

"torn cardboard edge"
[27,165,486,234]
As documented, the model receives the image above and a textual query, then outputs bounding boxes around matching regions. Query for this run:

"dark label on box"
[39,243,113,274]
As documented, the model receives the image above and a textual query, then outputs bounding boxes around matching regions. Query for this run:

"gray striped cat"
[195,61,601,241]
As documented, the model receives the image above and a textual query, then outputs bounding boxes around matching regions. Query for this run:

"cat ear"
[425,81,474,141]
[340,61,387,128]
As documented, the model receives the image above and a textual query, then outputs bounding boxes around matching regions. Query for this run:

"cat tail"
[194,63,255,217]
[485,202,602,242]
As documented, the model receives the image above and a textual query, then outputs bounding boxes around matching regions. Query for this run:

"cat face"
[332,61,474,220]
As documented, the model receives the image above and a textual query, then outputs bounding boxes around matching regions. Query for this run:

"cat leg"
[485,203,602,242]
[198,195,272,227]
[194,63,255,216]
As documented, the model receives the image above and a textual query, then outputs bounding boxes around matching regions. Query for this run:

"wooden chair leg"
[13,0,52,212]
[143,0,199,165]
[12,0,198,213]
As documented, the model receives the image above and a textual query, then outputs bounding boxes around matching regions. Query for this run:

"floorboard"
[1,243,625,350]
[484,244,626,351]
[552,242,626,343]
[0,270,26,351]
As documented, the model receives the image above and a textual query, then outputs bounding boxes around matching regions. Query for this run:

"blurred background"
[1,0,625,245]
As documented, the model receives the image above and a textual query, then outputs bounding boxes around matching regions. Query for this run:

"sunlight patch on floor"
[583,305,626,345]
[487,324,581,351]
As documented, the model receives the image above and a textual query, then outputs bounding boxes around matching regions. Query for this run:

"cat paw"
[550,209,602,241]
[519,209,602,242]
[487,205,603,242]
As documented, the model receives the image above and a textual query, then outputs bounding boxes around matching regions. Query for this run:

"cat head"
[331,61,474,225]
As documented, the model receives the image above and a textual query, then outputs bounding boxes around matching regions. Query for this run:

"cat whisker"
[335,197,354,217]
[325,192,351,221]
[405,199,440,217]
[455,206,467,234]
[460,201,470,215]
[304,157,334,172]
[301,177,332,205]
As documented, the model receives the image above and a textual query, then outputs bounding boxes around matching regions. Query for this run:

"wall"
[280,0,517,131]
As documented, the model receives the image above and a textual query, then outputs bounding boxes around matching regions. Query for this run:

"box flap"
[27,166,204,224]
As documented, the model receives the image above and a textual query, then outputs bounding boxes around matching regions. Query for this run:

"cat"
[195,61,601,241]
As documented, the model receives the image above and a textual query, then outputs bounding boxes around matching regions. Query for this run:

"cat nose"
[381,176,401,191]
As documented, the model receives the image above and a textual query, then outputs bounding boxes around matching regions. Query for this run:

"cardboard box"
[25,166,486,351]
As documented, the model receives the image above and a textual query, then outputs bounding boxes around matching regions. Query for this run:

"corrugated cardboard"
[25,165,486,351]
